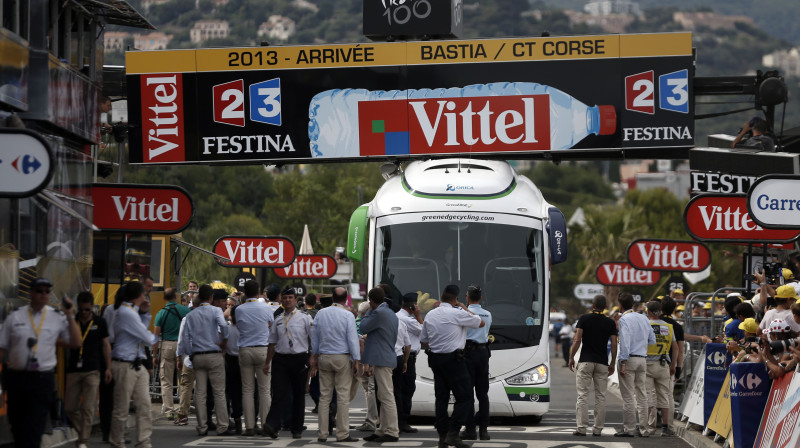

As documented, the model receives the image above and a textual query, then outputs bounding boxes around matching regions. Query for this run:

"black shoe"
[337,436,359,442]
[281,425,291,431]
[234,418,242,435]
[572,430,586,436]
[445,430,469,448]
[197,430,208,436]
[375,435,399,443]
[614,431,634,437]
[400,424,418,433]
[217,428,237,436]
[363,434,381,442]
[311,406,318,414]
[207,422,216,432]
[460,430,477,440]
[292,433,302,439]
[262,424,278,439]
[479,428,490,440]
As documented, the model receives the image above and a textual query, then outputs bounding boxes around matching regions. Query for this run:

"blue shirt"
[236,300,274,348]
[360,303,399,368]
[179,303,229,355]
[311,303,360,360]
[724,318,744,341]
[466,304,492,343]
[111,303,157,361]
[617,310,655,361]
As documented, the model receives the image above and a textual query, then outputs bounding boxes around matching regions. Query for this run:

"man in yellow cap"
[759,285,800,333]
[674,305,685,319]
[702,301,712,318]
[670,289,685,301]
[738,317,759,337]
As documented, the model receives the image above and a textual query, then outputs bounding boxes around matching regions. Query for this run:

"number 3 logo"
[249,78,282,126]
[659,69,689,114]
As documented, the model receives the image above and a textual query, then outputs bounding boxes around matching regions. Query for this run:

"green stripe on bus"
[504,386,550,395]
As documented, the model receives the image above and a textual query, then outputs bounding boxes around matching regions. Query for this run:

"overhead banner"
[684,194,800,243]
[729,362,771,448]
[626,238,711,272]
[126,32,694,165]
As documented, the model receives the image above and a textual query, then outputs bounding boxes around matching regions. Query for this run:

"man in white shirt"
[263,287,313,439]
[0,277,80,448]
[421,285,484,448]
[235,280,274,436]
[396,292,423,434]
[310,286,361,443]
[615,293,655,438]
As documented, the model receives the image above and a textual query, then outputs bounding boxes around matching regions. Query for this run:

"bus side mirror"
[546,207,567,265]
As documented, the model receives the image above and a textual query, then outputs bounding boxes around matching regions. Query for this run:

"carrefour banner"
[729,362,771,448]
[704,343,729,425]
[126,32,694,165]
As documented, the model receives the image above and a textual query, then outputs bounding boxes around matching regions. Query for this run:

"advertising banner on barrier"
[680,354,706,425]
[755,371,796,448]
[703,343,729,425]
[729,362,771,448]
[707,370,732,437]
[772,371,800,447]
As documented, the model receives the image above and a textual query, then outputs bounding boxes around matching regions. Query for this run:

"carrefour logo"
[707,351,725,366]
[446,184,475,192]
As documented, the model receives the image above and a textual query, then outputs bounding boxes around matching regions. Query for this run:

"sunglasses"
[79,307,93,312]
[33,289,51,294]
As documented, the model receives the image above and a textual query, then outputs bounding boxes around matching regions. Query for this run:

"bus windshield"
[374,213,545,350]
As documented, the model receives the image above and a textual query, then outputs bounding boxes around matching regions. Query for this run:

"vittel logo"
[213,237,296,268]
[141,74,185,163]
[445,184,475,191]
[409,95,550,152]
[112,196,180,223]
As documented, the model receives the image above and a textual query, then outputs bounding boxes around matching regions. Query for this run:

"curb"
[677,423,722,448]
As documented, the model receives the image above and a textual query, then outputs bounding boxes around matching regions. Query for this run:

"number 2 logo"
[625,71,655,115]
[212,79,246,127]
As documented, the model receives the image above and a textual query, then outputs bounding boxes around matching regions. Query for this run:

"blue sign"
[547,207,568,265]
[249,78,282,126]
[703,343,730,425]
[729,363,771,448]
[659,69,689,114]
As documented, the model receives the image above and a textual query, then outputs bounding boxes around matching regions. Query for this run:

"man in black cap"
[421,285,485,448]
[396,292,423,433]
[0,277,81,448]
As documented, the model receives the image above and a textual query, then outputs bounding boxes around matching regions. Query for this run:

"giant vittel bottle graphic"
[308,82,616,158]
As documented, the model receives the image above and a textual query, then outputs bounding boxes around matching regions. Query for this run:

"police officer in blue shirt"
[462,284,493,441]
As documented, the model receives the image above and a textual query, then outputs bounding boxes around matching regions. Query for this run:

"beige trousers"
[575,362,608,434]
[110,361,152,448]
[645,360,672,431]
[158,341,178,412]
[318,354,354,441]
[193,353,228,434]
[65,371,101,444]
[239,346,271,430]
[178,364,194,417]
[358,373,379,427]
[618,356,647,434]
[373,365,399,437]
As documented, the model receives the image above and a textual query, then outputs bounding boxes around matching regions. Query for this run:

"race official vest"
[646,320,674,356]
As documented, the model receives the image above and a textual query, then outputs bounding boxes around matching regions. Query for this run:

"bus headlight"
[505,364,548,385]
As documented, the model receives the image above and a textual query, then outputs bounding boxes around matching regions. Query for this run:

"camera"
[768,338,799,352]
[763,262,784,285]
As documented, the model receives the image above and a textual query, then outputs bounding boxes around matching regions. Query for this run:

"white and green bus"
[348,158,567,419]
